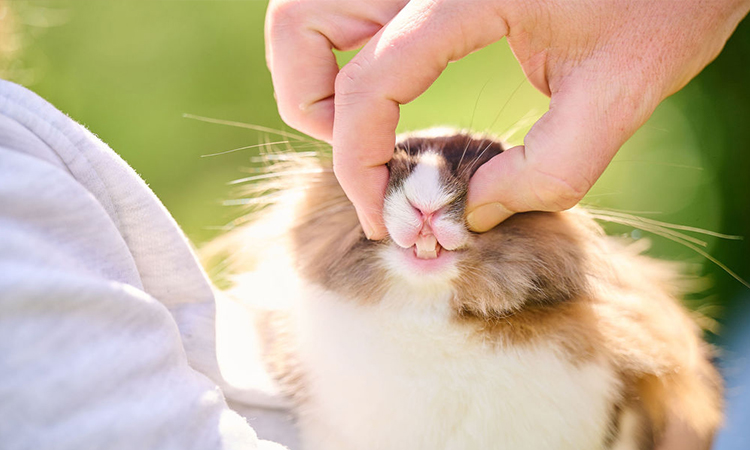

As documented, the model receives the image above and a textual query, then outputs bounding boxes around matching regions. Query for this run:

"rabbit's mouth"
[414,233,442,260]
[378,239,461,285]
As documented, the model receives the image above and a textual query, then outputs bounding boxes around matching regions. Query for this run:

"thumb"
[466,74,657,232]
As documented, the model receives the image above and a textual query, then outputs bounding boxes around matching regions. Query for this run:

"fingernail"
[466,203,513,232]
[355,209,376,240]
[362,219,375,240]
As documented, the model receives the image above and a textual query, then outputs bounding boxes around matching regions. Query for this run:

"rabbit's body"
[281,283,621,450]
[218,129,722,449]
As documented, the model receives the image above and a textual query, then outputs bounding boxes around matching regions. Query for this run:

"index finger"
[332,0,508,239]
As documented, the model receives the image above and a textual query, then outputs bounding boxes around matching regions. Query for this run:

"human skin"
[265,0,750,240]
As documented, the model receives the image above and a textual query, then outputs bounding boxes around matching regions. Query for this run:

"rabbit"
[214,128,722,450]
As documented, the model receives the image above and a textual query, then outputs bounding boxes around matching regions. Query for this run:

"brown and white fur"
[213,129,722,450]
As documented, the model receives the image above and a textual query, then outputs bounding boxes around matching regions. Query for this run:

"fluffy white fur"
[290,283,622,450]
[401,151,452,213]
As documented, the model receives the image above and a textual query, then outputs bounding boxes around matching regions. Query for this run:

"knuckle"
[335,59,372,100]
[266,1,308,48]
[277,97,333,141]
[267,0,303,24]
[527,168,589,211]
[276,103,303,131]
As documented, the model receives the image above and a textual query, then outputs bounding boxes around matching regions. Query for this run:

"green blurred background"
[3,0,750,443]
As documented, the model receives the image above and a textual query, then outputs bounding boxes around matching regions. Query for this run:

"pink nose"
[412,207,441,259]
[417,209,435,235]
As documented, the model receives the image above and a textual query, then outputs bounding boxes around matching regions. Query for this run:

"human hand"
[265,0,750,238]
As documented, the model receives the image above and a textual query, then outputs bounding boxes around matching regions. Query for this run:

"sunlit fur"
[210,130,723,450]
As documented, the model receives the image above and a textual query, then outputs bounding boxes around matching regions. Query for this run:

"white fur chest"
[291,285,621,450]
